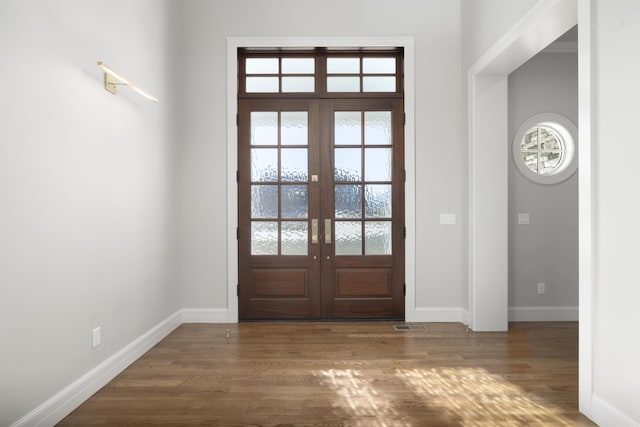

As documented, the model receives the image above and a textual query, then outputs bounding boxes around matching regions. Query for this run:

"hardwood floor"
[59,322,596,426]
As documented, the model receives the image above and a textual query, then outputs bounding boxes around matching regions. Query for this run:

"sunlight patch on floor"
[395,367,576,426]
[315,369,410,427]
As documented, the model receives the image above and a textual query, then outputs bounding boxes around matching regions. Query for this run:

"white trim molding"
[181,308,230,323]
[592,395,640,427]
[578,0,595,418]
[10,311,182,427]
[415,307,469,324]
[509,306,578,322]
[226,36,416,322]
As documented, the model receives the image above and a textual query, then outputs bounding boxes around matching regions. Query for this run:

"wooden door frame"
[226,36,416,323]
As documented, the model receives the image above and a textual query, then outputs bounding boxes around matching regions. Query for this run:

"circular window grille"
[512,113,577,184]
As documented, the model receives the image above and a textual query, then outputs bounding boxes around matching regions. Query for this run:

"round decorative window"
[512,113,578,184]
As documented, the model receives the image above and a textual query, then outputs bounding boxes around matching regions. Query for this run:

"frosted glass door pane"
[334,148,362,181]
[335,112,361,145]
[335,221,362,256]
[365,112,391,145]
[281,148,308,182]
[251,112,278,146]
[281,222,308,255]
[364,148,392,181]
[251,148,278,182]
[365,222,392,255]
[281,185,308,218]
[281,112,308,146]
[251,222,278,255]
[335,185,362,218]
[251,185,278,218]
[365,185,391,218]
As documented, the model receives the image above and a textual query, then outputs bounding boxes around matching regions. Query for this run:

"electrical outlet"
[92,327,101,348]
[537,282,546,295]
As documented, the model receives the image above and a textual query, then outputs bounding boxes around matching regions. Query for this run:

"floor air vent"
[393,325,427,331]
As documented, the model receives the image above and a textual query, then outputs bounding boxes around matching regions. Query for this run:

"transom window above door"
[239,49,403,96]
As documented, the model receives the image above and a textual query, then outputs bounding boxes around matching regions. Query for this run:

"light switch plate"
[440,213,456,225]
[92,327,101,348]
[518,213,530,225]
[537,282,546,295]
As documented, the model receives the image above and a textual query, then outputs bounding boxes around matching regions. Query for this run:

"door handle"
[311,219,319,244]
[324,219,332,244]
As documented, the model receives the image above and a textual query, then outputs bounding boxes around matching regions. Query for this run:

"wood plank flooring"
[59,322,596,426]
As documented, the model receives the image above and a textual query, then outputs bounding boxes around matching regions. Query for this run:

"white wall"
[508,51,579,316]
[177,0,465,316]
[591,1,640,424]
[0,1,178,425]
[462,0,539,67]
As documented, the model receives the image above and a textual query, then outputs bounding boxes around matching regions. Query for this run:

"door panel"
[320,99,405,319]
[239,99,321,320]
[239,99,404,320]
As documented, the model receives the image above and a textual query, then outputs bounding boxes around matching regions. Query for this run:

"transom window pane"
[282,77,314,93]
[327,77,360,92]
[246,77,279,93]
[363,58,396,74]
[246,58,279,74]
[327,58,360,74]
[282,58,315,74]
[363,76,396,92]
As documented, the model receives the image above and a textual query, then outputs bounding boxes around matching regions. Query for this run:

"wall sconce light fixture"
[97,61,159,103]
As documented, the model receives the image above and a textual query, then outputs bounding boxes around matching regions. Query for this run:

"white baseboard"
[509,306,578,321]
[11,311,182,427]
[181,308,229,323]
[415,307,469,324]
[592,395,640,427]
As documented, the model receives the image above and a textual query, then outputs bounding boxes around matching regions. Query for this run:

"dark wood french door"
[238,50,404,320]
